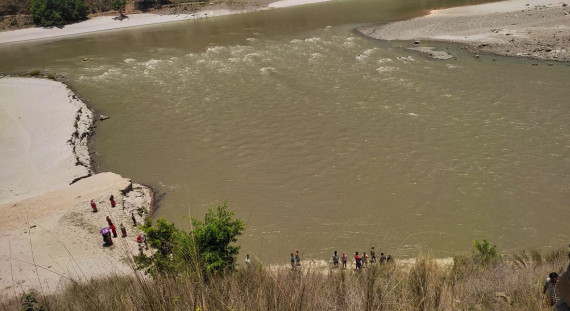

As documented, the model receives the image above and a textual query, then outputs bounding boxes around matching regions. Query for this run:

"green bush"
[473,239,499,265]
[30,0,88,26]
[112,0,125,15]
[29,69,41,76]
[136,203,245,277]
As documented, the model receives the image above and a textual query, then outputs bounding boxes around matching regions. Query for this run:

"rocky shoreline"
[358,0,570,62]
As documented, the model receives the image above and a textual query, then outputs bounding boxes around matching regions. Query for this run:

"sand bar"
[0,78,152,297]
[0,78,92,205]
[359,0,570,61]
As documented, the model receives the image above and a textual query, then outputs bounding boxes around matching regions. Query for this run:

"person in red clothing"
[91,200,98,212]
[354,252,362,270]
[110,195,116,208]
[110,224,117,238]
[342,252,347,268]
[106,216,113,227]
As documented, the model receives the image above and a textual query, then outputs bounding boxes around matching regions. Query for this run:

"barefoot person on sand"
[110,195,116,207]
[91,200,98,212]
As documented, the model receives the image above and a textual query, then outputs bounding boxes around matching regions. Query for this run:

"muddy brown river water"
[1,0,569,263]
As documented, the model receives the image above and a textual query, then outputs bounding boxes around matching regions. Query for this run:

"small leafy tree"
[135,218,180,276]
[473,239,499,265]
[30,0,88,26]
[135,203,244,277]
[192,202,245,273]
[112,0,126,17]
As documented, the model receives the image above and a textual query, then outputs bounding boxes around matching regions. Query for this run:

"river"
[0,0,569,263]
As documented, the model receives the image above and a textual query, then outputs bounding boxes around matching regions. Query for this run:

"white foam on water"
[305,37,321,43]
[309,53,322,62]
[408,113,418,117]
[124,58,136,64]
[377,58,393,63]
[376,66,398,73]
[143,59,162,69]
[260,67,276,74]
[206,46,227,54]
[244,53,261,62]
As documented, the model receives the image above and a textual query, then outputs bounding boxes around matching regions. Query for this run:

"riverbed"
[1,0,569,263]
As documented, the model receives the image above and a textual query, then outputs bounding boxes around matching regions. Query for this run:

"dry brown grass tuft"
[4,247,567,311]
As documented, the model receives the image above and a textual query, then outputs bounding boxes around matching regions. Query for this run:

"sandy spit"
[0,0,336,45]
[0,77,152,298]
[358,0,570,62]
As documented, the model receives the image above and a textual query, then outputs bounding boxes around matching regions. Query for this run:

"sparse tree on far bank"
[112,0,126,18]
[30,0,88,26]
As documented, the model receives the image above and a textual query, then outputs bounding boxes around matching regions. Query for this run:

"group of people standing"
[93,195,139,248]
[286,247,393,270]
[333,247,393,270]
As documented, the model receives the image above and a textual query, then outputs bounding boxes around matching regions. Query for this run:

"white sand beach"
[359,0,570,61]
[0,77,152,297]
[268,0,332,8]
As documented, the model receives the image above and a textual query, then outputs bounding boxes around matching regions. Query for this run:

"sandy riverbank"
[358,0,570,62]
[0,77,152,297]
[0,0,336,45]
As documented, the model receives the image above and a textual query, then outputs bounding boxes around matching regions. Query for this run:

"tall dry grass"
[3,248,568,311]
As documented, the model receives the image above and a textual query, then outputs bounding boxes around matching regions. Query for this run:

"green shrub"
[473,239,499,265]
[29,69,41,76]
[30,0,88,26]
[112,0,125,15]
[46,73,56,80]
[136,203,245,277]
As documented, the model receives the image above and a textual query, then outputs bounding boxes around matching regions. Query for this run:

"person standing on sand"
[91,200,98,212]
[131,212,137,226]
[370,247,376,263]
[120,223,127,237]
[295,250,301,266]
[342,252,347,268]
[291,253,295,268]
[110,195,116,208]
[106,216,113,227]
[105,231,113,246]
[362,252,369,267]
[143,234,149,250]
[380,252,386,264]
[333,251,339,268]
[110,224,117,238]
[355,252,362,270]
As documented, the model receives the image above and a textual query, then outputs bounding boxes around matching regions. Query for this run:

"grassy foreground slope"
[4,246,569,311]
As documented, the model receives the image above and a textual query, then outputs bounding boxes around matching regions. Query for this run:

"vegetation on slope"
[5,246,568,311]
[2,201,568,311]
